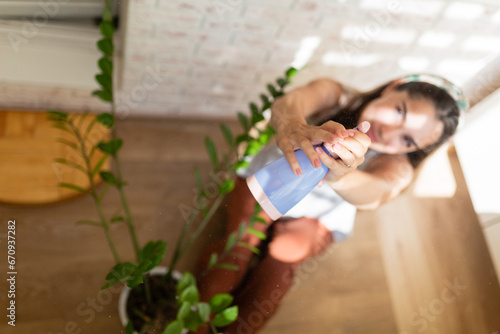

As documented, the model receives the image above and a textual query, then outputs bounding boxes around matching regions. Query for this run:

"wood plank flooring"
[0,115,499,334]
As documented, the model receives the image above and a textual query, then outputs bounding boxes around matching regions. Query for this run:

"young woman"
[196,74,466,334]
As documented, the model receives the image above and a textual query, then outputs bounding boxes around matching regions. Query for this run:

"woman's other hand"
[317,121,371,182]
[275,120,348,176]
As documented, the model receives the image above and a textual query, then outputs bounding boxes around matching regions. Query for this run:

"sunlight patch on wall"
[399,1,445,17]
[436,58,489,78]
[290,36,321,70]
[358,0,394,10]
[492,9,500,23]
[462,35,500,53]
[443,2,484,20]
[398,56,429,71]
[322,52,383,67]
[413,143,456,198]
[340,25,416,46]
[417,31,455,49]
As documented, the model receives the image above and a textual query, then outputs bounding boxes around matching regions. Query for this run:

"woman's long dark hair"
[315,81,461,168]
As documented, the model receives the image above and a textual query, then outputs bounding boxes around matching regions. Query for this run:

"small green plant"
[48,1,298,333]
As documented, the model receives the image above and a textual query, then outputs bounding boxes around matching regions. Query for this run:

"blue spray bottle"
[246,124,367,220]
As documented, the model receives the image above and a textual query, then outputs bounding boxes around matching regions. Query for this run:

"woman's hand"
[275,120,349,176]
[316,121,372,183]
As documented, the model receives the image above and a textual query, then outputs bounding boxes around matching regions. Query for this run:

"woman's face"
[358,88,444,155]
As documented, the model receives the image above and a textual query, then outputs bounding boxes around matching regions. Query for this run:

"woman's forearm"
[271,78,343,132]
[326,170,393,210]
[326,153,414,210]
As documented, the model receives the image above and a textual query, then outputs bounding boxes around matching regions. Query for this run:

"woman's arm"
[271,78,344,129]
[271,78,347,175]
[323,153,414,210]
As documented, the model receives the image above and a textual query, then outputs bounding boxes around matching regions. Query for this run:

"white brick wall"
[1,0,500,117]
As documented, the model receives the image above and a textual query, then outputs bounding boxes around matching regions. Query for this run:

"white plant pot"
[118,266,184,333]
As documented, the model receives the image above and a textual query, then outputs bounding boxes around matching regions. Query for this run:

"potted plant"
[48,1,299,333]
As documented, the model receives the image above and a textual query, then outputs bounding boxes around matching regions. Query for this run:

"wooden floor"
[1,115,499,334]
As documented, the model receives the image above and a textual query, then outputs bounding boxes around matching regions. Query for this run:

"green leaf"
[163,320,184,334]
[207,253,218,269]
[98,138,123,156]
[243,140,262,157]
[110,215,124,223]
[102,3,113,21]
[247,228,266,240]
[47,110,68,118]
[224,232,237,252]
[93,89,113,102]
[75,220,101,227]
[59,183,88,193]
[260,94,270,106]
[267,84,278,98]
[105,262,137,280]
[249,102,259,115]
[285,67,299,79]
[235,134,252,144]
[249,102,264,125]
[56,138,79,152]
[95,73,112,93]
[258,132,271,145]
[219,179,234,195]
[183,310,203,332]
[97,38,113,57]
[238,241,260,255]
[176,272,197,295]
[125,320,135,334]
[102,262,138,289]
[85,118,97,137]
[194,167,203,192]
[237,222,246,239]
[254,216,267,224]
[212,305,238,327]
[76,111,89,131]
[220,123,233,148]
[139,240,167,272]
[100,21,115,39]
[237,112,249,131]
[251,110,265,125]
[260,94,272,111]
[197,302,210,323]
[54,158,86,174]
[204,137,218,168]
[100,171,119,185]
[177,301,191,321]
[234,160,249,171]
[208,293,233,314]
[216,263,239,271]
[254,202,262,213]
[98,57,113,76]
[126,270,145,287]
[179,285,199,304]
[51,123,74,136]
[97,112,114,128]
[91,155,108,177]
[276,78,288,88]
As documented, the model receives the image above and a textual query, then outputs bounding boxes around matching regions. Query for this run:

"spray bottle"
[246,123,368,220]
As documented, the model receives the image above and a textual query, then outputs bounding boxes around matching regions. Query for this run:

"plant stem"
[142,273,153,309]
[68,117,121,264]
[171,195,225,274]
[109,103,141,261]
[167,209,198,278]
